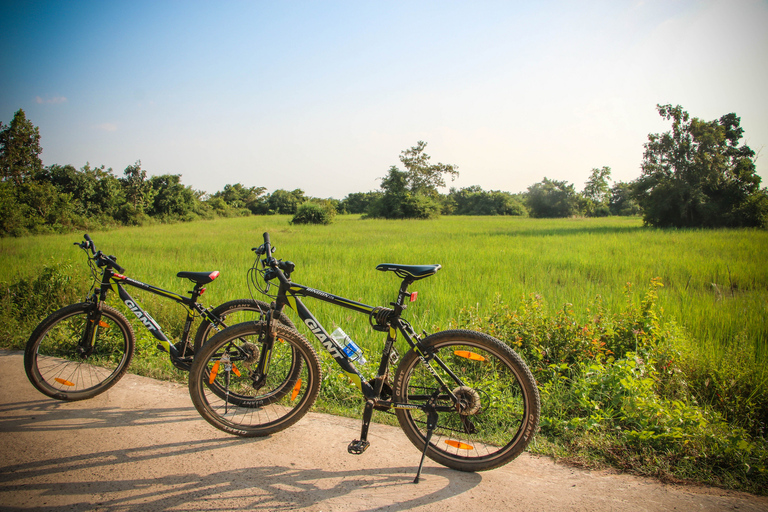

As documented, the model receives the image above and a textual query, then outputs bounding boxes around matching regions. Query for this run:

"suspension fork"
[77,301,103,358]
[247,306,279,390]
[79,269,114,357]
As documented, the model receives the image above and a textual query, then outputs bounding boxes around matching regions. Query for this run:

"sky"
[1,0,766,199]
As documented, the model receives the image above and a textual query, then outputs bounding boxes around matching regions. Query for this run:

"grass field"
[3,215,766,362]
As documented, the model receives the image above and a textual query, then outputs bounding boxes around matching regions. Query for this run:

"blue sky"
[2,0,766,198]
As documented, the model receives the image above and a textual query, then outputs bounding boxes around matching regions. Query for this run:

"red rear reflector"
[445,440,474,450]
[209,271,220,281]
[55,378,75,386]
[410,292,418,302]
[291,379,302,400]
[454,350,486,362]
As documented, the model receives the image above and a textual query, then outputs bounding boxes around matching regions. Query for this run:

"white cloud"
[35,96,67,104]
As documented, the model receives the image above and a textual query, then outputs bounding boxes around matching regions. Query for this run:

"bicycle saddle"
[375,264,441,280]
[177,271,220,285]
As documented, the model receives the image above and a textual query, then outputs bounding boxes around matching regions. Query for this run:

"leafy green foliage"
[446,185,526,215]
[291,201,337,225]
[368,141,457,219]
[634,104,767,228]
[456,279,768,494]
[0,263,86,348]
[526,177,580,218]
[0,109,43,186]
[582,167,612,217]
[339,191,382,214]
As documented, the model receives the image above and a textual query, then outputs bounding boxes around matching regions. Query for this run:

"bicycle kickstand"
[413,408,438,484]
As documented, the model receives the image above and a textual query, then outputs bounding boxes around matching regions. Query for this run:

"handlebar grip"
[106,256,125,274]
[263,232,271,246]
[84,234,96,253]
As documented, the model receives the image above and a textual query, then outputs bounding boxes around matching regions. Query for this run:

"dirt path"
[1,350,765,511]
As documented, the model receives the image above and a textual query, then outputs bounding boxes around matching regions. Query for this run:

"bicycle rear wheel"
[193,298,295,353]
[24,303,135,401]
[393,329,540,472]
[189,322,321,437]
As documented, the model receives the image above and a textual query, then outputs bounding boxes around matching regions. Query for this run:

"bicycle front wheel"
[24,303,135,401]
[393,330,540,472]
[189,322,321,437]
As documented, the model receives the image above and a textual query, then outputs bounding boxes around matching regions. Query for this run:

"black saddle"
[376,264,441,281]
[177,271,220,285]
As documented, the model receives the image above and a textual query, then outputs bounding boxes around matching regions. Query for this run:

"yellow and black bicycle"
[188,233,540,481]
[24,234,291,401]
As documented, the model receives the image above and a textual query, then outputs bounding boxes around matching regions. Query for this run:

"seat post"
[393,278,414,316]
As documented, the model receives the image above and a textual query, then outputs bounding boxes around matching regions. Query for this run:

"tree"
[0,109,43,185]
[212,183,268,213]
[398,141,459,195]
[149,174,196,218]
[633,104,767,228]
[339,191,382,214]
[582,166,612,217]
[609,181,641,216]
[526,178,580,218]
[448,186,526,216]
[267,189,305,214]
[120,161,153,211]
[369,141,458,219]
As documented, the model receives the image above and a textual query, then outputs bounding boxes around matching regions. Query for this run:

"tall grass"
[3,215,765,364]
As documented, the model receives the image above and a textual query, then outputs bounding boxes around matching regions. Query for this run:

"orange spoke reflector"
[98,321,110,328]
[209,361,220,384]
[454,350,485,362]
[232,365,241,377]
[445,439,474,450]
[290,379,302,401]
[55,378,75,386]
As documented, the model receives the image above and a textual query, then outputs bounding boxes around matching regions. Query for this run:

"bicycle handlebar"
[260,232,294,281]
[77,234,125,273]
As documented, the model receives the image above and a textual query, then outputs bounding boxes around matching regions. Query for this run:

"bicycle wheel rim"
[28,306,133,399]
[395,333,537,470]
[191,324,320,436]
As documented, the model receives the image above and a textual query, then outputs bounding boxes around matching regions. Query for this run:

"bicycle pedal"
[347,440,370,455]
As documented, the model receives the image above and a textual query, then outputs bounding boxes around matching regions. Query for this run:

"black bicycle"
[189,233,540,482]
[24,234,292,401]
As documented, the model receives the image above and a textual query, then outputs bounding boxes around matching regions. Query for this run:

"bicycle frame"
[270,274,464,412]
[91,265,210,362]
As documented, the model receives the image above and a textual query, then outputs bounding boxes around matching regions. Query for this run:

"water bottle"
[331,327,366,364]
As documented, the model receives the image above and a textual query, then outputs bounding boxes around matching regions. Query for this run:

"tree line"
[1,104,766,236]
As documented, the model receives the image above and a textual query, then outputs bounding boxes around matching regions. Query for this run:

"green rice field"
[3,215,766,364]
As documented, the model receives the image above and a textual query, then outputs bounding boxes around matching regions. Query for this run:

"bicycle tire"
[193,298,295,353]
[24,303,135,401]
[189,322,321,437]
[393,329,540,472]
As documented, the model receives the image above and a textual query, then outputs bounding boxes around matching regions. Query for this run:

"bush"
[454,279,768,494]
[0,263,87,348]
[291,201,336,225]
